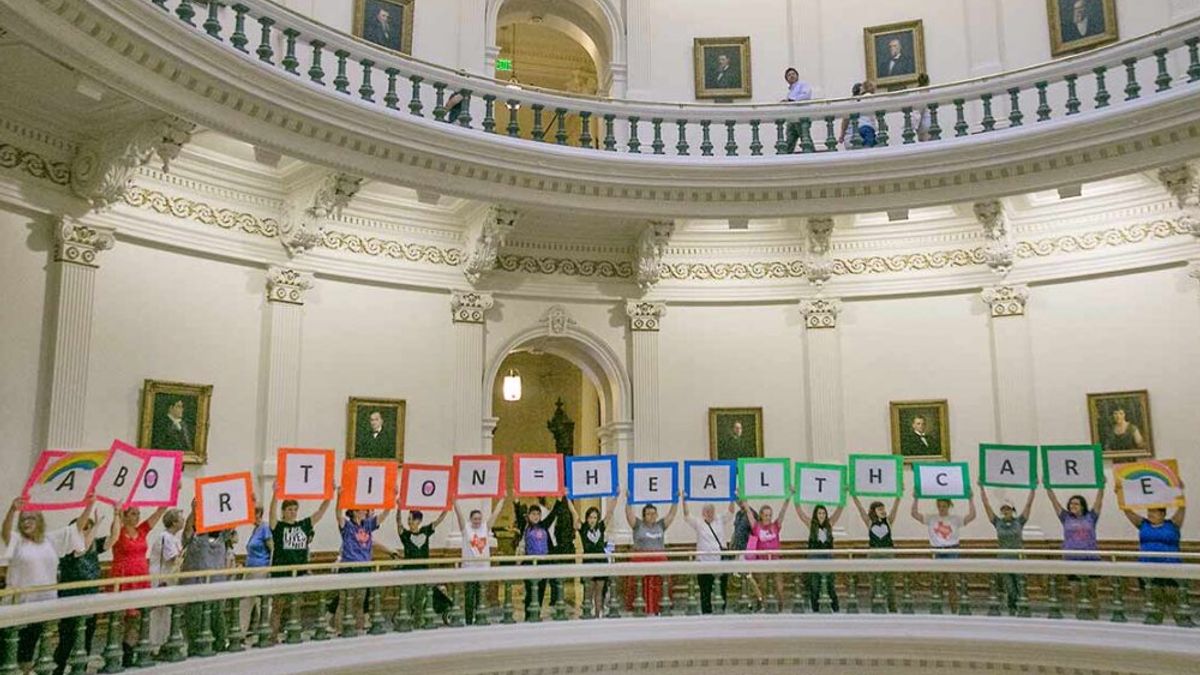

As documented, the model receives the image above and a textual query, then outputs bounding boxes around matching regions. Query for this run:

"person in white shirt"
[911,494,977,556]
[783,67,813,153]
[147,508,185,651]
[453,491,507,625]
[683,500,734,613]
[913,73,934,141]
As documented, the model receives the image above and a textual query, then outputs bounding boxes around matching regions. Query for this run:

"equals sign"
[533,470,545,479]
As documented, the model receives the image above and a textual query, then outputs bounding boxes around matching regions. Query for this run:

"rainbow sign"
[20,449,109,511]
[1114,458,1185,510]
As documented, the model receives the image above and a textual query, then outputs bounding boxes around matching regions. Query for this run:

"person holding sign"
[179,500,236,654]
[911,492,976,557]
[796,503,844,612]
[453,491,509,624]
[851,495,901,611]
[326,485,395,629]
[397,509,451,625]
[268,480,333,577]
[740,495,790,606]
[682,499,735,614]
[53,509,107,675]
[2,495,94,669]
[1045,483,1104,561]
[107,503,169,666]
[567,497,618,618]
[979,484,1035,614]
[147,508,185,653]
[624,489,679,614]
[1121,477,1185,603]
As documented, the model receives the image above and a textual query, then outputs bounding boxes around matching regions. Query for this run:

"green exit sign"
[496,58,513,72]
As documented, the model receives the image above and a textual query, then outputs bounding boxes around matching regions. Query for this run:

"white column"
[623,1,653,99]
[799,298,844,463]
[625,301,665,463]
[451,291,494,454]
[963,0,1004,76]
[45,219,114,450]
[598,420,634,542]
[981,285,1038,443]
[457,0,489,75]
[258,267,313,495]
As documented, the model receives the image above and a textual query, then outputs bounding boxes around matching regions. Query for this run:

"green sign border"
[736,457,791,499]
[794,462,846,507]
[912,461,971,499]
[978,444,1039,488]
[1040,444,1104,489]
[847,454,903,497]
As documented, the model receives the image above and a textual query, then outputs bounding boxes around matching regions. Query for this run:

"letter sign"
[795,463,846,506]
[565,455,618,499]
[628,462,678,505]
[195,472,255,533]
[452,455,506,499]
[913,462,970,499]
[978,444,1038,488]
[737,458,791,500]
[94,440,149,507]
[127,450,184,508]
[341,459,398,510]
[513,454,565,497]
[399,464,453,511]
[1041,445,1103,489]
[20,450,109,511]
[277,448,335,500]
[848,455,902,497]
[683,461,736,502]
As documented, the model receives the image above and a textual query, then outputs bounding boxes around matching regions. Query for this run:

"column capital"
[625,300,666,331]
[451,290,495,323]
[54,218,115,267]
[70,115,194,210]
[266,266,314,305]
[799,297,841,329]
[981,284,1030,317]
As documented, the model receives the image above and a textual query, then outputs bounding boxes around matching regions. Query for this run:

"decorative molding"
[635,220,674,291]
[321,228,462,266]
[462,205,518,285]
[450,291,495,323]
[122,186,280,238]
[981,284,1031,317]
[799,297,842,329]
[540,305,577,336]
[625,300,666,331]
[265,266,314,305]
[834,248,987,275]
[53,218,114,267]
[70,116,194,210]
[1158,163,1200,237]
[805,216,834,287]
[496,254,633,278]
[280,172,363,257]
[975,199,1014,276]
[1014,219,1190,257]
[0,142,71,185]
[662,260,808,281]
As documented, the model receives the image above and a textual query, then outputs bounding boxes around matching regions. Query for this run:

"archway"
[486,0,625,91]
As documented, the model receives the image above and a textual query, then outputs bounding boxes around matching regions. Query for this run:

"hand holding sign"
[21,450,108,511]
[94,441,149,507]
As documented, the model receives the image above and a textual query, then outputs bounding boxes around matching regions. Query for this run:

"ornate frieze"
[0,142,70,185]
[497,254,632,278]
[123,186,280,238]
[70,116,194,210]
[805,216,834,287]
[1158,163,1200,237]
[981,285,1030,317]
[625,300,666,331]
[451,291,495,323]
[799,297,841,329]
[462,205,518,285]
[53,218,114,267]
[975,199,1014,276]
[280,172,363,257]
[635,220,674,291]
[266,266,314,305]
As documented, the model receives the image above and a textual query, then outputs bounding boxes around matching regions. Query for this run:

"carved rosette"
[799,297,841,329]
[974,199,1014,276]
[463,205,518,285]
[53,219,115,267]
[451,290,495,323]
[981,285,1030,317]
[635,220,674,291]
[625,300,666,331]
[1158,164,1200,238]
[280,172,363,257]
[805,216,834,287]
[266,266,314,305]
[70,116,195,210]
[540,304,577,335]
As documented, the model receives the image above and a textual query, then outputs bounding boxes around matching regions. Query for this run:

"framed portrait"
[693,37,752,100]
[1087,389,1153,460]
[863,20,926,89]
[1047,0,1118,57]
[346,397,406,461]
[137,379,212,465]
[708,407,763,461]
[889,399,949,463]
[353,0,415,55]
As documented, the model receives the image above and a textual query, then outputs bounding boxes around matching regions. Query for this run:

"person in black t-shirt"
[53,514,105,675]
[566,497,617,617]
[267,481,332,635]
[397,509,450,625]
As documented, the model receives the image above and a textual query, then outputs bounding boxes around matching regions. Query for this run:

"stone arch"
[486,0,626,94]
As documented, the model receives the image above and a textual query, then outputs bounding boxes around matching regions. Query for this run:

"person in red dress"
[106,504,167,666]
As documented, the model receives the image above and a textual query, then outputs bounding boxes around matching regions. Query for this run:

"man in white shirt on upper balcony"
[783,67,813,154]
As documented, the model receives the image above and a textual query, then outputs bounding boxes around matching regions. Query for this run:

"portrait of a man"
[1047,0,1117,56]
[890,400,949,462]
[1087,390,1153,460]
[138,379,212,465]
[709,407,764,461]
[863,20,925,88]
[347,397,406,461]
[693,37,752,99]
[353,0,415,55]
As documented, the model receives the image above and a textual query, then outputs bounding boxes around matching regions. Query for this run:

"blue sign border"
[683,460,737,502]
[564,455,619,498]
[627,462,679,504]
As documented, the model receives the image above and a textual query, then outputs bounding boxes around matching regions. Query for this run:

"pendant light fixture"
[502,368,523,401]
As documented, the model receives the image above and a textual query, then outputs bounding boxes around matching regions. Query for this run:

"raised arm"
[431,509,450,529]
[910,495,927,525]
[1020,489,1036,522]
[311,494,333,527]
[887,496,901,525]
[624,490,637,529]
[76,496,97,535]
[566,499,581,524]
[487,493,508,529]
[108,505,121,549]
[661,492,681,529]
[1092,484,1106,517]
[978,484,996,522]
[1045,487,1064,515]
[774,498,789,526]
[334,487,347,529]
[851,495,869,526]
[1172,478,1186,527]
[829,504,845,526]
[963,490,977,526]
[681,499,691,519]
[739,499,759,525]
[269,481,280,530]
[1120,506,1143,528]
[794,502,811,527]
[1,497,24,547]
[143,506,168,530]
[602,496,618,524]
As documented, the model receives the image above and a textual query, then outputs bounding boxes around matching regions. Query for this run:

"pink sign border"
[94,440,151,508]
[126,449,185,508]
[19,449,107,511]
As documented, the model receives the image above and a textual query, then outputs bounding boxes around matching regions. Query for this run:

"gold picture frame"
[1047,0,1118,57]
[352,0,415,55]
[346,397,406,461]
[1087,389,1153,460]
[693,36,752,100]
[863,19,926,89]
[137,379,213,465]
[889,399,949,463]
[708,407,764,460]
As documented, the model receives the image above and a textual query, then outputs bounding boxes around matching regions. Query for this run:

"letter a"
[999,460,1015,475]
[703,475,717,489]
[54,471,77,492]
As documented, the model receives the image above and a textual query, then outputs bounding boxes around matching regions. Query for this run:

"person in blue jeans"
[520,503,559,613]
[239,506,272,632]
[1121,479,1185,614]
[326,486,394,629]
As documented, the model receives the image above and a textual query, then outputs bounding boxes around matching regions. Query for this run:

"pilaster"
[625,300,665,462]
[799,298,844,462]
[452,291,495,454]
[982,285,1038,444]
[258,267,313,494]
[45,218,114,449]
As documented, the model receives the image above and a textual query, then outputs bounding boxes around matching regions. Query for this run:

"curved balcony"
[3,0,1200,218]
[1,552,1197,674]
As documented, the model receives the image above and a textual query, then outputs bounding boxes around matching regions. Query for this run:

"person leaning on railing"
[107,502,168,666]
[979,483,1036,614]
[1122,478,1186,612]
[783,67,814,153]
[1,495,94,671]
[838,81,878,148]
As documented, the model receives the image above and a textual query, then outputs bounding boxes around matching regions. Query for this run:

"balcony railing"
[132,0,1200,160]
[0,549,1196,671]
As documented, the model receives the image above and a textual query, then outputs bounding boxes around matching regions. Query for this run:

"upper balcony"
[2,0,1200,219]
